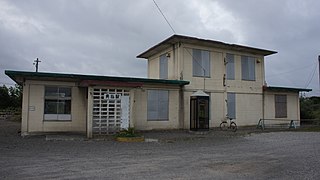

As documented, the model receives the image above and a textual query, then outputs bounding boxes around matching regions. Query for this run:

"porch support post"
[129,89,135,128]
[87,87,93,138]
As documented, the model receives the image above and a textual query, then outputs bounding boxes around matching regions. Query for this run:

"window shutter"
[193,49,210,77]
[159,54,168,79]
[226,54,235,80]
[147,90,169,121]
[227,93,236,119]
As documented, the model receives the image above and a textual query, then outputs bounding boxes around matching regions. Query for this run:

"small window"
[227,93,236,119]
[159,54,168,79]
[226,53,235,80]
[147,90,169,121]
[275,95,287,118]
[241,56,255,81]
[193,49,210,77]
[44,86,72,121]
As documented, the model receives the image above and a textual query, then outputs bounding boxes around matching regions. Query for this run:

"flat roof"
[137,34,277,59]
[5,70,190,86]
[264,86,312,92]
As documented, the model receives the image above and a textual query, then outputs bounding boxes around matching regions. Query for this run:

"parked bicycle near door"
[220,117,237,132]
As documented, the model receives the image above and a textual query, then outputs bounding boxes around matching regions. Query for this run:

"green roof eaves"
[5,70,189,86]
[265,86,312,92]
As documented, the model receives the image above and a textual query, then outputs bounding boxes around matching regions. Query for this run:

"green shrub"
[115,128,141,137]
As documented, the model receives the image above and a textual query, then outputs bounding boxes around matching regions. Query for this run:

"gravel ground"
[1,119,320,180]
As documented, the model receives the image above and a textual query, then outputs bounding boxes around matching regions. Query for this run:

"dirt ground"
[1,119,320,180]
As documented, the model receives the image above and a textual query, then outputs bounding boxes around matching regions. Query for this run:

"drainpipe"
[223,54,227,119]
[262,58,266,121]
[172,44,176,79]
[262,86,265,121]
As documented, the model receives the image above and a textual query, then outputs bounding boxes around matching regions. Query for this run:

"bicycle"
[220,117,237,132]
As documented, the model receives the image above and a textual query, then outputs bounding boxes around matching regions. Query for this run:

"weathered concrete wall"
[132,87,180,130]
[264,91,300,121]
[21,80,87,135]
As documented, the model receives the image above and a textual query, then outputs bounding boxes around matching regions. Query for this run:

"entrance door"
[92,88,130,135]
[190,95,209,131]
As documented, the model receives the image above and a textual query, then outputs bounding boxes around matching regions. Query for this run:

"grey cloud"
[1,0,319,95]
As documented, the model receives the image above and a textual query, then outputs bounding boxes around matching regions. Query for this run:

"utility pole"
[318,55,320,89]
[33,58,41,72]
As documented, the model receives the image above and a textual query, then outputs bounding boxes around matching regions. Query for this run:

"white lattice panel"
[92,88,130,135]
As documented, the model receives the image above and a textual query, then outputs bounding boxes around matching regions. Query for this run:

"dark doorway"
[190,91,209,131]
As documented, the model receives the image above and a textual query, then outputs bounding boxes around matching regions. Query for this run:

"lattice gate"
[92,88,130,135]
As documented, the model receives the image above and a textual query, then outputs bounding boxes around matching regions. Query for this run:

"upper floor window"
[159,54,168,79]
[193,49,210,77]
[44,86,72,121]
[226,53,235,80]
[241,56,255,81]
[147,90,169,121]
[275,95,287,118]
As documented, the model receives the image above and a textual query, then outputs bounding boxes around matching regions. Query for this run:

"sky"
[0,0,319,96]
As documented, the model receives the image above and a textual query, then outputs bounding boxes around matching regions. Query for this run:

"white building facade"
[6,35,311,137]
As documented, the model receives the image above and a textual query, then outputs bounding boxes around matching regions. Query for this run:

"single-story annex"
[5,35,311,138]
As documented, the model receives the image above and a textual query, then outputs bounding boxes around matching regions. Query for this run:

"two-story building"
[5,35,311,137]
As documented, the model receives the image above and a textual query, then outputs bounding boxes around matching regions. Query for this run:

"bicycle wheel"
[230,122,237,132]
[220,122,228,131]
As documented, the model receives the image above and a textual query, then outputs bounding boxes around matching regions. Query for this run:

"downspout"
[27,82,30,134]
[262,87,265,121]
[223,54,227,119]
[262,57,265,121]
[172,44,176,79]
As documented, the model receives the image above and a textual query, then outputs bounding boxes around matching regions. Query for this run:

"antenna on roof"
[33,58,41,72]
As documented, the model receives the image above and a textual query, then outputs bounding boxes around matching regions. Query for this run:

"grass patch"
[297,126,320,132]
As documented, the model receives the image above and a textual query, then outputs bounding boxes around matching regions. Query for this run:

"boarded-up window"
[241,56,255,81]
[147,90,169,121]
[227,93,236,119]
[44,86,71,121]
[226,53,235,80]
[159,54,168,79]
[193,49,210,77]
[275,95,287,118]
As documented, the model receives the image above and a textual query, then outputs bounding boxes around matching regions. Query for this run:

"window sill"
[43,120,72,122]
[147,119,169,121]
[193,76,211,78]
[241,79,256,81]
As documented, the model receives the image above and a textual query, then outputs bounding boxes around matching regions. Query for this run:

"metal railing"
[300,119,320,127]
[0,110,21,121]
[257,119,299,130]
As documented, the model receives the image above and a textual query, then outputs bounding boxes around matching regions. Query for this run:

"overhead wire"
[266,62,316,78]
[304,63,317,88]
[152,0,176,34]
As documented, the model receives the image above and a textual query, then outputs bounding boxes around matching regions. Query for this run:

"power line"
[266,62,316,78]
[185,48,207,91]
[304,63,317,88]
[152,0,176,34]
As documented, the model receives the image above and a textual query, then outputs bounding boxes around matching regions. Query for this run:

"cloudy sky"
[0,0,319,95]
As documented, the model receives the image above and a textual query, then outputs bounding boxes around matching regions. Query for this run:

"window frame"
[192,49,210,78]
[159,54,168,79]
[241,56,256,81]
[147,90,169,121]
[275,94,287,118]
[44,86,72,121]
[226,53,235,80]
[227,93,236,119]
